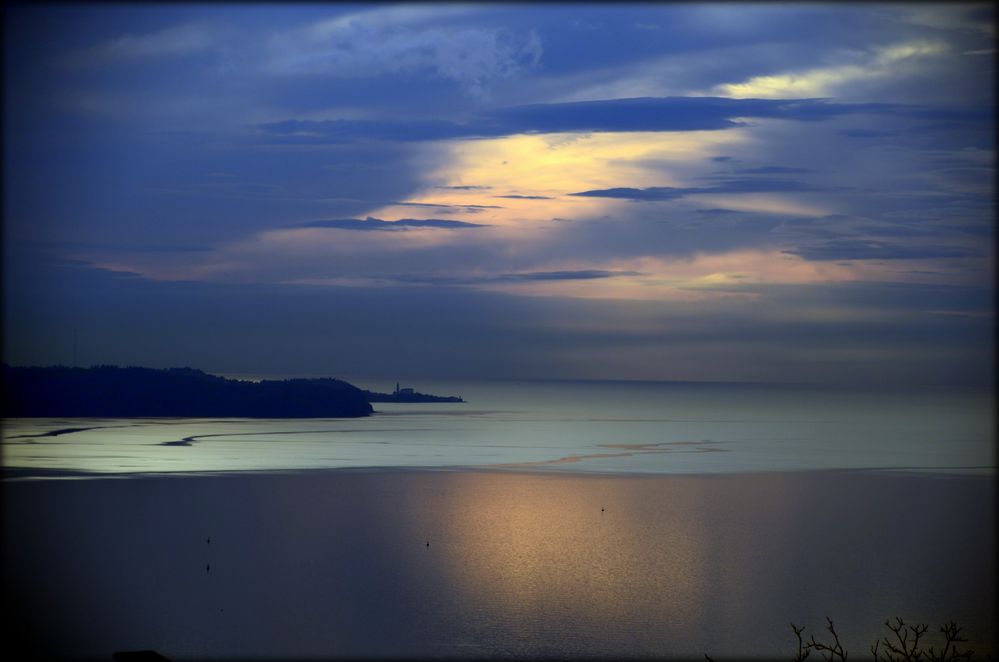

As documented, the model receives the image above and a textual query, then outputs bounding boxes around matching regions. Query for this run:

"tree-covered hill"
[1,365,373,418]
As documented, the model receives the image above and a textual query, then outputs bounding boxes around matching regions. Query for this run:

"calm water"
[2,380,995,476]
[2,380,995,659]
[3,470,995,659]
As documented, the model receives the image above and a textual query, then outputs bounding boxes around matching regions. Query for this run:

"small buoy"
[601,507,605,513]
[426,541,430,547]
[206,564,211,573]
[207,537,211,544]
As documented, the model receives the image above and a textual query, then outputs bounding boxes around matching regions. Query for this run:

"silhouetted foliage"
[2,364,373,418]
[791,622,812,661]
[364,389,464,403]
[789,617,978,662]
[807,617,849,661]
[869,617,974,662]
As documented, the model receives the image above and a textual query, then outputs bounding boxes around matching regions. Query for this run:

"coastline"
[3,462,995,482]
[3,467,994,659]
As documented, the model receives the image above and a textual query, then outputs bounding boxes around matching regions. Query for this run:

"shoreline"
[2,463,996,482]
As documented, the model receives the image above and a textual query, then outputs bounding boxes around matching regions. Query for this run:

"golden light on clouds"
[78,113,980,301]
[689,193,831,218]
[371,130,752,227]
[472,250,871,301]
[712,40,949,99]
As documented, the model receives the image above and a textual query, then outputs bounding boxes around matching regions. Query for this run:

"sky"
[2,2,995,386]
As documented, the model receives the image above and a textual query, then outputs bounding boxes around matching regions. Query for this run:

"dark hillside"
[1,365,373,418]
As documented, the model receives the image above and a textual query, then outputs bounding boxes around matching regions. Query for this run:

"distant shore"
[3,468,993,659]
[1,365,463,418]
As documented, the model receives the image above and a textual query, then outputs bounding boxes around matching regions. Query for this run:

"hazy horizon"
[5,363,994,394]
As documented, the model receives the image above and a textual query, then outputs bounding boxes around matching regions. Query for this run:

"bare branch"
[925,621,974,662]
[807,617,848,662]
[791,622,811,662]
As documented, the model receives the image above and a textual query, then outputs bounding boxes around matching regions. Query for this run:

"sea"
[2,379,995,658]
[2,379,994,476]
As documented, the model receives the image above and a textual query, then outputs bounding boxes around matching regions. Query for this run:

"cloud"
[9,256,991,386]
[569,177,824,201]
[711,39,951,99]
[784,240,980,261]
[384,269,642,286]
[482,96,911,132]
[391,202,502,209]
[297,217,487,231]
[694,208,749,215]
[250,96,925,144]
[702,178,825,193]
[251,118,481,143]
[899,4,996,37]
[436,185,492,191]
[265,6,542,98]
[510,269,639,281]
[837,128,898,139]
[62,23,213,67]
[4,3,994,391]
[735,166,811,175]
[570,187,688,201]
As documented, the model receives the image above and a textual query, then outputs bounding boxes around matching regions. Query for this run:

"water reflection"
[2,470,993,658]
[418,473,709,642]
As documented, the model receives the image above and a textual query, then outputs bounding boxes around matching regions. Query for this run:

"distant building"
[394,382,415,396]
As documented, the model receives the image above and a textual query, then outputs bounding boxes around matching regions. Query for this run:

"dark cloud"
[494,194,554,200]
[784,240,980,261]
[510,269,640,281]
[250,97,945,145]
[435,185,492,191]
[571,187,689,201]
[391,201,503,209]
[392,269,641,286]
[570,177,824,200]
[297,217,487,231]
[837,128,899,139]
[251,118,484,144]
[481,96,910,132]
[703,280,994,317]
[694,208,749,215]
[735,166,811,175]
[703,177,825,193]
[772,211,993,257]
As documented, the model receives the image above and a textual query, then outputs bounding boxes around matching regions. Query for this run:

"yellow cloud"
[713,40,948,99]
[471,250,916,302]
[370,129,751,228]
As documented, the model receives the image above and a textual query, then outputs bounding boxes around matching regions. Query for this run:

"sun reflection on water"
[399,472,711,652]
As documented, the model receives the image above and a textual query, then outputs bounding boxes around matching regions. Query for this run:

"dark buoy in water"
[601,507,605,513]
[207,537,211,545]
[426,541,430,548]
[206,564,211,573]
